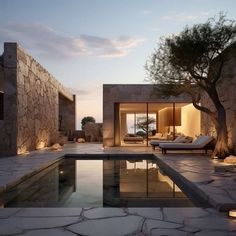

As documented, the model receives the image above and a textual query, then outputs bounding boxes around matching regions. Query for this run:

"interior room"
[116,102,201,147]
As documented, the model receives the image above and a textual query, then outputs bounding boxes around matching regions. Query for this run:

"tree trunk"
[202,84,230,158]
[211,106,230,158]
[193,85,230,158]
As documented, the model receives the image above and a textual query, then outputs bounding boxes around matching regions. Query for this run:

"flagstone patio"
[0,143,236,235]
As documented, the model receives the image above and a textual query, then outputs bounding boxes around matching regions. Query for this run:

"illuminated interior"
[115,102,201,147]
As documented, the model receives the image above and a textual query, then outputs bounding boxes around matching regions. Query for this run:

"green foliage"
[81,116,96,130]
[146,13,236,158]
[145,13,236,101]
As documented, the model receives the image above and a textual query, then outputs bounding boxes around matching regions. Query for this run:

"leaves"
[145,13,236,95]
[81,116,96,130]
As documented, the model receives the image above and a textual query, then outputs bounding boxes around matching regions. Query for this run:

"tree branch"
[187,91,217,125]
[212,60,224,84]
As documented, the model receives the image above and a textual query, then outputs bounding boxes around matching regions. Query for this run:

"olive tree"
[145,13,236,158]
[81,116,95,130]
[136,116,156,134]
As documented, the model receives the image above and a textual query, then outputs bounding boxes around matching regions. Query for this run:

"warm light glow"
[176,104,200,138]
[17,145,28,155]
[229,210,236,217]
[51,143,62,150]
[59,170,64,174]
[36,141,45,150]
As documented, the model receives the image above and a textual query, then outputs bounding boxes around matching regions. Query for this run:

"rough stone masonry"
[0,43,76,156]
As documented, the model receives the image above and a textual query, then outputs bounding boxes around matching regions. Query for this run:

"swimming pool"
[0,154,209,207]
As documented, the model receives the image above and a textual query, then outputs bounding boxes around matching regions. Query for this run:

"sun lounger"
[159,135,214,154]
[149,135,192,150]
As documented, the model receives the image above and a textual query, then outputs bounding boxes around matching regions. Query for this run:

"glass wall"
[117,102,201,147]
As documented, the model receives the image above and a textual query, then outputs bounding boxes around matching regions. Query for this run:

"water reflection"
[1,158,194,207]
[103,159,190,207]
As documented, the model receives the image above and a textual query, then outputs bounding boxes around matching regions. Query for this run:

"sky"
[0,0,236,128]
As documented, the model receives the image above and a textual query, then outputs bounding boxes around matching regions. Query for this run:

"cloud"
[0,22,145,59]
[68,88,91,96]
[161,11,209,22]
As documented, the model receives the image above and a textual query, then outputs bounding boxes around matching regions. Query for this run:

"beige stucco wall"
[176,104,201,138]
[158,107,181,134]
[0,43,76,155]
[103,84,192,147]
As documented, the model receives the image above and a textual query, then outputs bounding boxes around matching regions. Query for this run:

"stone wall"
[0,43,76,155]
[0,57,3,91]
[103,84,192,147]
[84,122,103,142]
[0,58,4,151]
[201,50,236,153]
[0,43,18,155]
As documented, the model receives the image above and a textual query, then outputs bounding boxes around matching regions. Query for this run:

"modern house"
[103,45,236,151]
[0,43,76,156]
[103,84,201,147]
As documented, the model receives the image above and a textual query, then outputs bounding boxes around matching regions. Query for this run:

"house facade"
[103,45,236,151]
[103,84,201,147]
[0,43,76,156]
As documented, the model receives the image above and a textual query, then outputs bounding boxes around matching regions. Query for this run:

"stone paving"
[156,153,236,211]
[0,143,236,235]
[0,207,236,235]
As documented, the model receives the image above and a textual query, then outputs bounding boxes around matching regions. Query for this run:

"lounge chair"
[159,135,214,154]
[149,135,192,150]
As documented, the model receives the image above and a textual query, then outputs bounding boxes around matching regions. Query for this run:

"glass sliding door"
[147,103,175,146]
[117,102,201,147]
[119,103,147,147]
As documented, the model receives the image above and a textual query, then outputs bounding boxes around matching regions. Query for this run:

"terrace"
[0,19,235,235]
[0,143,236,235]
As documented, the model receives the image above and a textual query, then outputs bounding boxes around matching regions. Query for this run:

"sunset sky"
[1,0,235,128]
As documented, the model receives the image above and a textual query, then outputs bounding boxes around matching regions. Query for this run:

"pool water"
[1,155,209,207]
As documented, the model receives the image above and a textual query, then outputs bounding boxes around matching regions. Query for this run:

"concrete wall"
[201,50,236,153]
[0,43,76,155]
[103,84,192,147]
